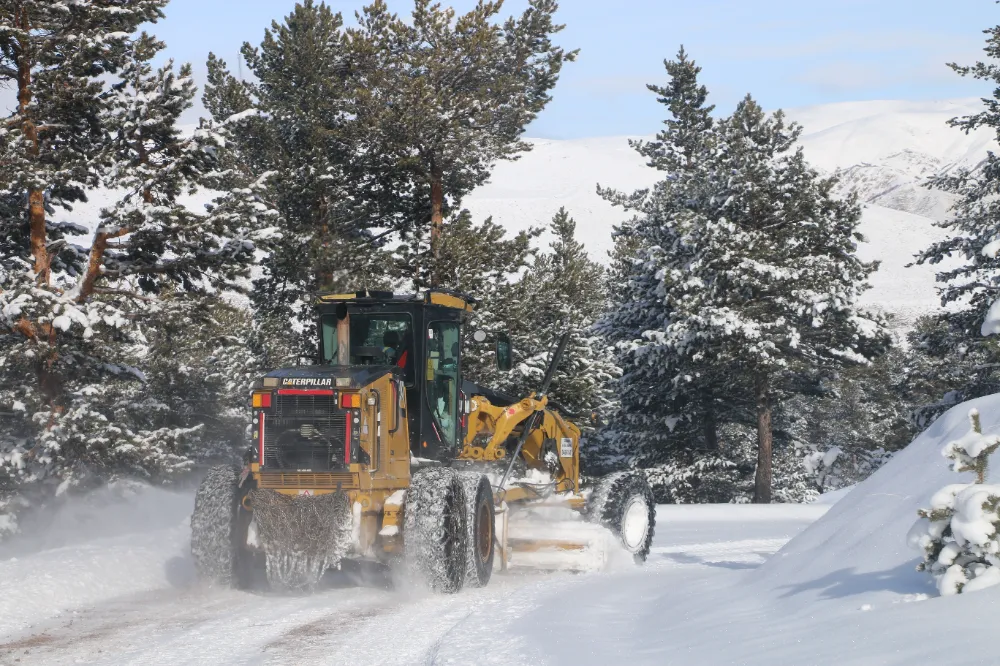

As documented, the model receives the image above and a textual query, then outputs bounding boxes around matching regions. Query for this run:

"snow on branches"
[909,409,1000,595]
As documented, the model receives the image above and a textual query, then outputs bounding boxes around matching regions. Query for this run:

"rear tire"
[456,472,495,588]
[404,468,468,593]
[191,465,250,587]
[588,471,655,563]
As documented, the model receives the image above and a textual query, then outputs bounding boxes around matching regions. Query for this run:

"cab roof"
[316,289,476,313]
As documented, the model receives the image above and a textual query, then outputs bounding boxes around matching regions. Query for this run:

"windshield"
[321,312,414,381]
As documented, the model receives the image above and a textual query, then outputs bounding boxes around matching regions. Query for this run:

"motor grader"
[191,290,655,592]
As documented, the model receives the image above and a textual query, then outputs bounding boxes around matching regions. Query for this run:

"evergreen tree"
[513,208,618,424]
[0,13,272,529]
[202,2,405,359]
[349,0,576,285]
[914,20,1000,409]
[630,46,715,172]
[659,96,887,502]
[598,48,729,474]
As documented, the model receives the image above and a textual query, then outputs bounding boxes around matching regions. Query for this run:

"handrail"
[389,380,401,435]
[369,389,381,474]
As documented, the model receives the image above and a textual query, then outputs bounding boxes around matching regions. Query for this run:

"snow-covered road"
[0,497,825,666]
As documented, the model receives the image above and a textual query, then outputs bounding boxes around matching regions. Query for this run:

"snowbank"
[754,393,1000,606]
[812,484,855,505]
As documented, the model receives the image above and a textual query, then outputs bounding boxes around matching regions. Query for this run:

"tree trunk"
[29,189,49,283]
[16,9,48,284]
[703,402,718,451]
[78,233,108,302]
[429,158,444,287]
[753,372,773,504]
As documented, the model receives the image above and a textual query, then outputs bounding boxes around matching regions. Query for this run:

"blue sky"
[151,0,993,138]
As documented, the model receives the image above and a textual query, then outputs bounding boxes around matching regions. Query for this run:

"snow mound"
[754,393,1000,606]
[812,485,855,505]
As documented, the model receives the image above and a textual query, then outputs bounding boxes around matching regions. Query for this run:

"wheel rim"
[476,498,492,564]
[621,495,650,552]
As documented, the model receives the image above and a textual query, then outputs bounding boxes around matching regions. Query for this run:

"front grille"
[258,471,358,489]
[275,393,337,420]
[263,393,348,471]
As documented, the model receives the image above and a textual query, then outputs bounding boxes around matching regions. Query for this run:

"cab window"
[321,313,414,384]
[425,321,460,447]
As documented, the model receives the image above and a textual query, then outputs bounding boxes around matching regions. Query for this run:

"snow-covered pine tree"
[1,1,167,518]
[909,408,1000,595]
[596,48,732,480]
[349,0,576,286]
[202,2,402,359]
[913,23,1000,411]
[511,208,618,427]
[0,18,273,531]
[662,96,887,503]
[629,46,715,173]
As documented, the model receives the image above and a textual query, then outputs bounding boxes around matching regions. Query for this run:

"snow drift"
[752,393,1000,606]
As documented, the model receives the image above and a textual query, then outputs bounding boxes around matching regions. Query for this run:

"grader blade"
[496,502,619,573]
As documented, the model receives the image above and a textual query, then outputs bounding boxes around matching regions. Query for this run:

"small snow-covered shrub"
[908,408,1000,595]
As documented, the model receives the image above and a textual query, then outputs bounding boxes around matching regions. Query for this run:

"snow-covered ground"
[7,395,1000,664]
[0,489,823,666]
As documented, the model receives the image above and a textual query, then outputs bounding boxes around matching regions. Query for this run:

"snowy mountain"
[465,98,998,330]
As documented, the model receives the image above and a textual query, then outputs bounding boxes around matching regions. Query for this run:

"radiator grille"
[263,393,348,471]
[258,471,358,489]
[275,393,337,419]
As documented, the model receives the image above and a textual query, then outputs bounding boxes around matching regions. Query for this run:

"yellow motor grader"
[191,290,655,592]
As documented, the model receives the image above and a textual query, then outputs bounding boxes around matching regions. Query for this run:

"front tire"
[457,472,495,588]
[588,471,655,563]
[404,468,468,593]
[191,465,249,586]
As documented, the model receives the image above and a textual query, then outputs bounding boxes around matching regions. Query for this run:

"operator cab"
[316,290,477,461]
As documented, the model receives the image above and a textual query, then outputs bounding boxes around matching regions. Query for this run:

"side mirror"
[496,332,513,372]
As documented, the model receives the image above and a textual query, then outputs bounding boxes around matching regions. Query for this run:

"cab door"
[423,319,461,457]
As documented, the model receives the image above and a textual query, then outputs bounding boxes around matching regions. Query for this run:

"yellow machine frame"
[243,290,588,566]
